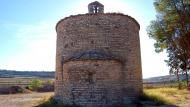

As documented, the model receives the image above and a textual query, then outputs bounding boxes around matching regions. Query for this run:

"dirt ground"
[0,92,53,107]
[0,90,189,107]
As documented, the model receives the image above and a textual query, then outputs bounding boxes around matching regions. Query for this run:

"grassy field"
[0,78,54,88]
[143,87,190,106]
[30,87,190,107]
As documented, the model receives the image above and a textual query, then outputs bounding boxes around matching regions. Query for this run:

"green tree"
[147,0,190,86]
[28,79,43,91]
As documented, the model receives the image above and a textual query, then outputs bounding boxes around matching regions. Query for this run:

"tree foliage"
[28,79,43,91]
[147,0,190,85]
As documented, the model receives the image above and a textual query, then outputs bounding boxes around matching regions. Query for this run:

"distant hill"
[0,69,54,78]
[144,74,190,83]
[0,69,189,83]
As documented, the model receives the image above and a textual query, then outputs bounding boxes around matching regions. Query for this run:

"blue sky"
[0,0,169,78]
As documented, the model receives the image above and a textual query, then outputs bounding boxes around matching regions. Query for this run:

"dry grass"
[144,87,190,106]
[27,95,52,107]
[22,92,53,107]
[26,87,190,107]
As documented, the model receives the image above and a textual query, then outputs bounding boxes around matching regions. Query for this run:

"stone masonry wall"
[55,13,142,107]
[63,60,123,107]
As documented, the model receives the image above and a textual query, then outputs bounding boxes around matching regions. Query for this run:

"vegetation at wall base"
[35,97,81,107]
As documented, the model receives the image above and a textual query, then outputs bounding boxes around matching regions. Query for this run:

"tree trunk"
[176,69,180,89]
[185,69,189,86]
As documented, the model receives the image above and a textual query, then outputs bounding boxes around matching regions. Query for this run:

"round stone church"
[55,1,142,107]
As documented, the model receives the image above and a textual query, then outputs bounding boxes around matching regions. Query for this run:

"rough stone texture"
[88,1,104,13]
[55,13,142,107]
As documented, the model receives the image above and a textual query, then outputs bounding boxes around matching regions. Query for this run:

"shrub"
[46,80,54,85]
[9,86,24,94]
[0,88,10,94]
[0,86,30,94]
[37,80,54,92]
[178,80,186,90]
[28,79,43,91]
[37,83,54,92]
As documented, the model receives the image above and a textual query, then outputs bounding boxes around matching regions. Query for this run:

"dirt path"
[0,92,53,107]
